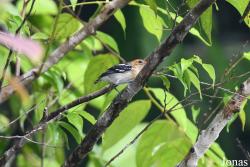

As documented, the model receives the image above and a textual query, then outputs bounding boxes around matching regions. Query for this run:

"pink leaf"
[0,31,43,63]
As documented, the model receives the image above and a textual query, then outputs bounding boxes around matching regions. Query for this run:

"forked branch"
[177,78,250,167]
[63,0,217,166]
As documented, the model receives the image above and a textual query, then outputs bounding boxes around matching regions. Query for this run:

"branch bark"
[63,0,217,166]
[0,0,131,103]
[0,85,114,166]
[177,78,250,167]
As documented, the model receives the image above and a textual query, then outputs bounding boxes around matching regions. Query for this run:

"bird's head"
[130,59,147,74]
[131,59,147,67]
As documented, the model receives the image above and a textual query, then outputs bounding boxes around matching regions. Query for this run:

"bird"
[95,59,147,85]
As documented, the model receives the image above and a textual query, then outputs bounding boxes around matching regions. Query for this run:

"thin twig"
[178,77,250,167]
[62,1,217,165]
[104,114,162,167]
[0,0,130,103]
[171,0,186,28]
[37,0,64,75]
[0,84,115,165]
[95,36,126,63]
[0,135,60,148]
[104,90,177,167]
[0,100,45,131]
[41,127,46,167]
[104,87,202,166]
[236,138,250,162]
[162,73,247,98]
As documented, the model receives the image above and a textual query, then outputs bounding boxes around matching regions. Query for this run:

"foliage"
[0,0,249,167]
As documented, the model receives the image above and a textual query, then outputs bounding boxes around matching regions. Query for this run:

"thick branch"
[0,0,130,103]
[0,85,114,166]
[177,78,250,167]
[63,0,217,166]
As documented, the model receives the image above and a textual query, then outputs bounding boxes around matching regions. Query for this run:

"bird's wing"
[99,64,132,77]
[95,64,132,84]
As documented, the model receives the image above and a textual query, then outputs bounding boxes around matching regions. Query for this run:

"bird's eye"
[138,60,143,64]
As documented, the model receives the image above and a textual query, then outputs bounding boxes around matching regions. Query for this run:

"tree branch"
[177,78,250,167]
[62,0,217,166]
[0,84,114,166]
[0,0,131,103]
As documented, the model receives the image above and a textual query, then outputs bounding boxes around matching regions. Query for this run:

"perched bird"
[95,59,147,85]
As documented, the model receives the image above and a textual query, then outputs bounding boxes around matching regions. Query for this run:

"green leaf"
[226,113,239,132]
[160,75,170,90]
[186,0,213,44]
[139,6,163,42]
[28,15,54,34]
[58,89,79,106]
[183,70,191,93]
[239,99,247,131]
[17,0,58,15]
[239,111,246,131]
[192,55,203,64]
[191,105,200,123]
[54,13,81,40]
[0,114,9,132]
[67,112,84,138]
[205,149,226,167]
[56,52,89,93]
[181,58,193,72]
[102,85,126,111]
[31,32,49,40]
[243,51,250,60]
[96,31,119,53]
[130,2,211,46]
[209,142,226,160]
[148,88,187,131]
[70,0,77,11]
[83,35,103,51]
[102,124,145,167]
[169,63,187,93]
[189,26,212,46]
[171,12,212,46]
[102,100,151,151]
[169,63,183,79]
[46,123,64,146]
[43,159,60,167]
[42,69,64,94]
[200,6,212,44]
[136,120,192,167]
[114,9,126,37]
[185,119,199,143]
[226,0,250,27]
[88,95,106,110]
[84,54,119,94]
[58,121,82,144]
[187,69,202,99]
[189,65,199,77]
[202,63,216,87]
[145,0,158,14]
[34,93,47,123]
[205,143,228,167]
[79,111,96,125]
[6,15,22,33]
[223,94,233,105]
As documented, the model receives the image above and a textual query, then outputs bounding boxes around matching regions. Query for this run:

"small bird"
[95,59,147,85]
